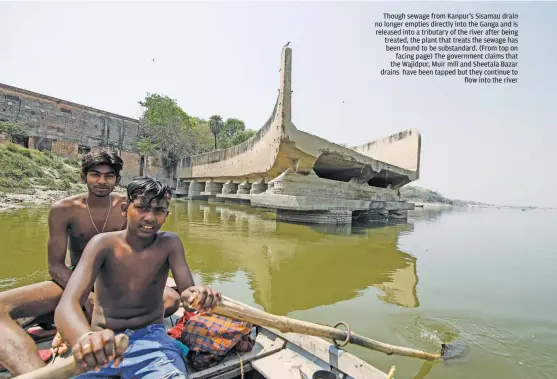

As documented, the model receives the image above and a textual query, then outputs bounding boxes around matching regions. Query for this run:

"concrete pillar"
[250,179,267,194]
[204,179,223,195]
[222,180,238,194]
[187,180,204,199]
[237,180,251,195]
[175,179,189,196]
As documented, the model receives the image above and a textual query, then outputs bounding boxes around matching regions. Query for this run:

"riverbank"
[0,143,134,212]
[1,142,89,211]
[0,188,84,211]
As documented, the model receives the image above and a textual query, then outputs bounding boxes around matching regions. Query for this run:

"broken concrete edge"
[175,45,421,188]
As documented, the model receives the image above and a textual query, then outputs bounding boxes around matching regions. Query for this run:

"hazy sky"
[1,1,555,207]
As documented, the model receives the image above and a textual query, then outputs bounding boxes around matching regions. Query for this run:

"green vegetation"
[0,142,82,194]
[137,93,256,171]
[400,185,488,206]
[0,121,28,141]
[217,118,256,149]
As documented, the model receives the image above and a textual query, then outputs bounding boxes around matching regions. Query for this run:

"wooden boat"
[1,278,389,379]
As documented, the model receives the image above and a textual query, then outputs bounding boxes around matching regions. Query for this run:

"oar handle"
[13,334,129,379]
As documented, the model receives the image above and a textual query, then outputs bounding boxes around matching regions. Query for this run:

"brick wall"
[0,83,160,185]
[120,150,142,184]
[0,83,140,152]
[52,140,78,158]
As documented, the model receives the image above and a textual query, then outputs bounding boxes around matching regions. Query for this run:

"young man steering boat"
[55,176,221,378]
[0,151,181,375]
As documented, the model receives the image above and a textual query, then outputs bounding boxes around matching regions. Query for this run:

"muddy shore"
[0,185,127,212]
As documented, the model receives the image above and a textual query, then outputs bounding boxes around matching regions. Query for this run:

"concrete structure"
[0,83,162,184]
[176,46,421,224]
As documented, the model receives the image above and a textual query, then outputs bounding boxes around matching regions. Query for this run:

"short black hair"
[81,150,124,180]
[127,176,172,204]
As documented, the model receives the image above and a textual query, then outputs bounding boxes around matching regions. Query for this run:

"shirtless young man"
[55,177,221,378]
[0,151,180,375]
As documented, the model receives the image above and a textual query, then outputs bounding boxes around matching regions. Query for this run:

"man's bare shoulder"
[157,231,183,246]
[86,230,125,250]
[49,193,87,215]
[112,191,127,204]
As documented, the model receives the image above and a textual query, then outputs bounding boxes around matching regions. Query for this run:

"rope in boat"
[236,351,244,379]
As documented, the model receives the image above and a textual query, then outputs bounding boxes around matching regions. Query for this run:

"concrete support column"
[222,180,238,194]
[203,179,223,195]
[237,180,251,195]
[188,180,204,199]
[250,179,267,194]
[175,179,189,196]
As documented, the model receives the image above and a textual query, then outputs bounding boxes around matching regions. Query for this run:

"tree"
[217,118,256,149]
[0,122,27,142]
[137,93,254,173]
[209,115,224,150]
[137,93,213,172]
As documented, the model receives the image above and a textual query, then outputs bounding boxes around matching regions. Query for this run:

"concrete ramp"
[176,45,421,225]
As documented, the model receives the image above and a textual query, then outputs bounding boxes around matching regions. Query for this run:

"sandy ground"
[0,187,83,212]
[0,185,127,212]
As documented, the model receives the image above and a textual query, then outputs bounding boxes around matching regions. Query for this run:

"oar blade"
[440,340,468,363]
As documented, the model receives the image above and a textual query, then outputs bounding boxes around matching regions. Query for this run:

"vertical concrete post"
[188,180,204,199]
[280,47,293,123]
[250,179,267,194]
[222,180,238,194]
[237,180,251,195]
[204,179,223,195]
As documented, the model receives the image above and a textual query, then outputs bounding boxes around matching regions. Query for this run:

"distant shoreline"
[410,201,554,211]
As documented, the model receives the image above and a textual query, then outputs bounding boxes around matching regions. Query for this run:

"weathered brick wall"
[0,83,155,185]
[0,83,140,153]
[0,83,176,187]
[120,150,142,184]
[52,140,78,158]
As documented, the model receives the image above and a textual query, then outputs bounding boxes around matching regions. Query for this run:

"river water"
[1,201,556,379]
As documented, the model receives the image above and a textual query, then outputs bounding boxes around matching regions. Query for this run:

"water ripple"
[391,315,557,378]
[0,277,18,289]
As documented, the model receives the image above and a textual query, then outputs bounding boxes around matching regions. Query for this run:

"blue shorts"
[74,324,188,379]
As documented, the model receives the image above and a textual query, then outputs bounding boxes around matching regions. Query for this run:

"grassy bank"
[0,142,83,192]
[0,142,86,210]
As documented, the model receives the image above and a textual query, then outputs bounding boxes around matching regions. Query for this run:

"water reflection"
[165,200,422,315]
[0,201,433,315]
[0,206,51,286]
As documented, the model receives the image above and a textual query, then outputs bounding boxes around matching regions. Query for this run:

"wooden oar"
[190,297,462,362]
[12,334,129,379]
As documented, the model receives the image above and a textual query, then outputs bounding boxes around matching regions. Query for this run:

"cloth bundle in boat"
[179,313,255,371]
